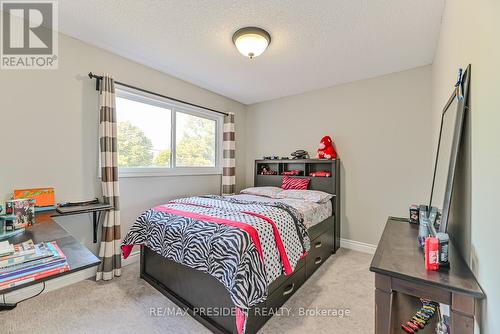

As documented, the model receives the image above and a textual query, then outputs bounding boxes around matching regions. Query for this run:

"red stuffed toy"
[316,136,337,159]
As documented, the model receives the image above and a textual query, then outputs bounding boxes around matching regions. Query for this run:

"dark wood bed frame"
[140,159,341,333]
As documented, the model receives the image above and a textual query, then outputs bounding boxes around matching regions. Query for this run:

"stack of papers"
[0,240,69,290]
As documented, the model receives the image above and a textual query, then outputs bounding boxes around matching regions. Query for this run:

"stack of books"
[0,241,15,257]
[0,239,69,290]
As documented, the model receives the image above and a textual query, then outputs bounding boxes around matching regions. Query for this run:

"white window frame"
[115,85,223,178]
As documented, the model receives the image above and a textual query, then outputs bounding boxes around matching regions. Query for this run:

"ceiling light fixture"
[232,27,271,59]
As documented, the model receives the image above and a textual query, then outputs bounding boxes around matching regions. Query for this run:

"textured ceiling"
[58,0,444,104]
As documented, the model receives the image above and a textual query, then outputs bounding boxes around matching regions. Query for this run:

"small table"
[0,211,100,308]
[370,217,484,334]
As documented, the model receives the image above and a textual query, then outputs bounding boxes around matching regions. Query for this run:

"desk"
[370,217,484,333]
[0,211,100,297]
[51,203,113,243]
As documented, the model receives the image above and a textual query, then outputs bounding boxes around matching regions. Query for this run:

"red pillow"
[281,176,310,190]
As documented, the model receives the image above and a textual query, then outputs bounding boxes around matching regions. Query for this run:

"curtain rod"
[88,72,229,117]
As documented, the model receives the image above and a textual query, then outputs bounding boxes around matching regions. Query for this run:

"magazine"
[0,242,54,270]
[5,199,36,228]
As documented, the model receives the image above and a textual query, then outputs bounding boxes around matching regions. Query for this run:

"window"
[175,112,216,167]
[115,86,223,177]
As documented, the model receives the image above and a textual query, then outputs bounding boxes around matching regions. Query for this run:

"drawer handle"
[282,283,295,296]
[315,241,322,248]
[315,256,323,265]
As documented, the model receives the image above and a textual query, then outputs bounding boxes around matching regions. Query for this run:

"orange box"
[13,187,55,207]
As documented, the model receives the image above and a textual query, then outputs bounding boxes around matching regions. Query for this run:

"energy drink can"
[436,232,450,266]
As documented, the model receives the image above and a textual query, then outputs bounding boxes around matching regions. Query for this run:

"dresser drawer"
[266,264,306,311]
[306,231,334,277]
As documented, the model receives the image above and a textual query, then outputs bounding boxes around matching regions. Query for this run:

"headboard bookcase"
[254,159,341,251]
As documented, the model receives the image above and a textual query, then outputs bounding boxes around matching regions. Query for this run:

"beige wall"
[0,33,246,253]
[245,66,433,245]
[432,1,500,332]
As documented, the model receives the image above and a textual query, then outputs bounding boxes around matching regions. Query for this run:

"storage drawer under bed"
[306,229,334,277]
[245,263,307,333]
[265,264,306,311]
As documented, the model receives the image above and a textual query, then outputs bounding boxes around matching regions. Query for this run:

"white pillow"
[240,187,283,198]
[275,189,333,203]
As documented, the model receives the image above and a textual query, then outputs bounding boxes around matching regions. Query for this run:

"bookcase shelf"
[391,293,438,333]
[255,159,337,194]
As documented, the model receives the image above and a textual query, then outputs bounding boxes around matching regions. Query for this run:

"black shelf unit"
[52,204,113,243]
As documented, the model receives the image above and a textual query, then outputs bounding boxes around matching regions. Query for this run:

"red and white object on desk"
[316,136,337,159]
[425,236,440,271]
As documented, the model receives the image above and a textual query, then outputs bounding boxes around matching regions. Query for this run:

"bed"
[123,159,340,334]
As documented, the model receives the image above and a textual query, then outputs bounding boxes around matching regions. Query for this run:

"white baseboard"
[340,238,377,254]
[4,251,141,304]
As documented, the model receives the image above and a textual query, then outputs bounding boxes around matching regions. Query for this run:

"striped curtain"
[222,113,236,195]
[96,75,122,281]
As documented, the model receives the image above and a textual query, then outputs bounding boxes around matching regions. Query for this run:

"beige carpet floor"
[0,249,374,334]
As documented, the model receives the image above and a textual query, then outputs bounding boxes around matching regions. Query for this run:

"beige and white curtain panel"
[222,113,236,195]
[97,75,122,281]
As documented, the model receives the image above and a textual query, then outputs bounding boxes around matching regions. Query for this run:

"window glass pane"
[116,95,172,168]
[175,112,216,167]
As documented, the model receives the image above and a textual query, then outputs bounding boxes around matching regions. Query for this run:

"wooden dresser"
[370,217,484,333]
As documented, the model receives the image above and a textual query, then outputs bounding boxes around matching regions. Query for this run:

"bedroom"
[0,1,498,333]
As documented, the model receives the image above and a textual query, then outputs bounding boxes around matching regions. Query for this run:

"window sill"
[118,168,222,178]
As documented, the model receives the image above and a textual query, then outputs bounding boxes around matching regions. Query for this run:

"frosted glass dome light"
[232,27,271,59]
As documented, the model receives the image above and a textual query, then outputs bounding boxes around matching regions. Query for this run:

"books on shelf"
[0,239,36,262]
[0,240,69,290]
[0,256,67,281]
[0,241,14,257]
[0,242,54,270]
[0,264,70,290]
[0,253,60,274]
[11,239,36,256]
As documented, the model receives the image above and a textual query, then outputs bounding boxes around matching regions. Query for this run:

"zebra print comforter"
[121,195,310,332]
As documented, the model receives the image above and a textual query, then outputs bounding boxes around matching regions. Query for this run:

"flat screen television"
[429,65,471,234]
